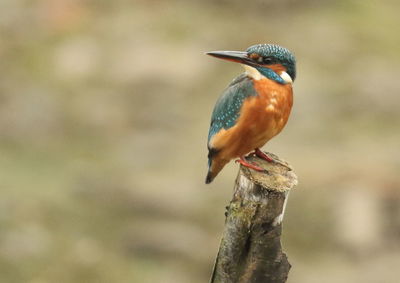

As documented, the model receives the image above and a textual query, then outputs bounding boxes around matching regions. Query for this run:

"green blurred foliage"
[0,0,399,282]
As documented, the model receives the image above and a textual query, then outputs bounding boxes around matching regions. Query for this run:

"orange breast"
[210,78,293,161]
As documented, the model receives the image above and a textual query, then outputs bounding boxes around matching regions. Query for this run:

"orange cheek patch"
[265,64,286,74]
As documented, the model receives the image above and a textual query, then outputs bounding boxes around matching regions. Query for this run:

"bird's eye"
[249,53,274,65]
[262,57,273,64]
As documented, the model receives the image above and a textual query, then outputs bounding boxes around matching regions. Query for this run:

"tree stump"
[210,151,298,283]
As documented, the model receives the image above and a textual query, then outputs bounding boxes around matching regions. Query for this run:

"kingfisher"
[205,44,296,184]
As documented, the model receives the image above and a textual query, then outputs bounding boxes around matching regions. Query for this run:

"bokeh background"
[1,0,400,282]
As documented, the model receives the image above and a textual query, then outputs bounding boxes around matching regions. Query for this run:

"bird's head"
[206,44,296,84]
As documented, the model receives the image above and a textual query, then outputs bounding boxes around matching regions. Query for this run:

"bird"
[205,43,296,184]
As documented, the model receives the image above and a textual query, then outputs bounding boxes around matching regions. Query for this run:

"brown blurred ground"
[0,0,399,282]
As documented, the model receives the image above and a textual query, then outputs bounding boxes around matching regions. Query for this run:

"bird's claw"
[254,148,274,162]
[235,158,266,172]
[249,149,292,170]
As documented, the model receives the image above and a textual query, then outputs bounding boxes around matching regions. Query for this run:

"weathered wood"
[210,152,298,283]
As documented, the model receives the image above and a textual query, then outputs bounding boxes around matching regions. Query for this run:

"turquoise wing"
[207,73,257,144]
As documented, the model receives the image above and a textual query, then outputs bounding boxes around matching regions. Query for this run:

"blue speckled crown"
[246,44,296,81]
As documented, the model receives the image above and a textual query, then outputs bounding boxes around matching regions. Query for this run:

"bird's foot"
[235,157,265,172]
[250,148,291,170]
[254,148,274,162]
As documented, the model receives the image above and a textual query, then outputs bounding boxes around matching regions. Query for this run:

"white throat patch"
[242,64,293,84]
[242,64,264,80]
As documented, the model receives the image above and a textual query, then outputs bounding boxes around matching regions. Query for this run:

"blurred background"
[1,0,399,282]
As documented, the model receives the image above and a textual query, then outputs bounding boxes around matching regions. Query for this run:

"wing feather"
[207,74,257,145]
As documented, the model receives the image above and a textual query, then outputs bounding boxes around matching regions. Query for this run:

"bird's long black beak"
[206,51,256,67]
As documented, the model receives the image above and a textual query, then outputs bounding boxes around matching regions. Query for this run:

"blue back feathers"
[208,74,257,144]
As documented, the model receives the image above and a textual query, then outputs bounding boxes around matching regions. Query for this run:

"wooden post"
[210,152,298,283]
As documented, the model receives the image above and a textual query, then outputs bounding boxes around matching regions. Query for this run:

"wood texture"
[210,152,298,283]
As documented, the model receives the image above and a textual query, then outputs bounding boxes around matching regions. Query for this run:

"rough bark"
[210,152,298,283]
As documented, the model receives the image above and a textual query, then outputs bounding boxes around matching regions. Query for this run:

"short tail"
[205,153,228,184]
[205,169,216,184]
